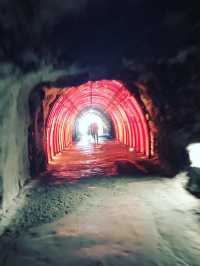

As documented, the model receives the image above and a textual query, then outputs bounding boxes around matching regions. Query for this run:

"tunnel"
[29,79,155,181]
[1,1,200,266]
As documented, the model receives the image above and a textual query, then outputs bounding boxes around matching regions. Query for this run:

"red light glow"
[46,80,150,162]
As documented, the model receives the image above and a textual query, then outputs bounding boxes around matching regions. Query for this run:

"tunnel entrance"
[29,79,158,181]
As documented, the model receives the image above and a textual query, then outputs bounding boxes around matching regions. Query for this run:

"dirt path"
[1,175,200,266]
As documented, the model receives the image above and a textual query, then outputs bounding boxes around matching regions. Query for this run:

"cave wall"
[0,63,66,211]
[131,47,200,174]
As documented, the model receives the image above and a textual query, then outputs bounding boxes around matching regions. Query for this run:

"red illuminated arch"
[46,80,150,162]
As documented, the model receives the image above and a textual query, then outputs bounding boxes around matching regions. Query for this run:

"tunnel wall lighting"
[46,80,150,162]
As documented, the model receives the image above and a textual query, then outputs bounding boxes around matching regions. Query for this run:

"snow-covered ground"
[1,174,200,266]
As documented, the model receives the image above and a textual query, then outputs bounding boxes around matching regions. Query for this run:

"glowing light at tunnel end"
[77,109,105,137]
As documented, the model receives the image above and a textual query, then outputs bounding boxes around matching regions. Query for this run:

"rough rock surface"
[132,47,200,175]
[0,64,66,211]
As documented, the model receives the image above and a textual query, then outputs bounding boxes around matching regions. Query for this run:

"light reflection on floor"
[43,138,146,182]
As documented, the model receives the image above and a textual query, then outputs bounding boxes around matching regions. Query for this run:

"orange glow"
[46,80,150,162]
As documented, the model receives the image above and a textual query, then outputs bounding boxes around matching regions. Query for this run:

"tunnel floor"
[1,175,200,266]
[44,139,146,181]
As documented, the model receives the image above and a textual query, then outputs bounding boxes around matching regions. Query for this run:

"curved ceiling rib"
[46,80,150,162]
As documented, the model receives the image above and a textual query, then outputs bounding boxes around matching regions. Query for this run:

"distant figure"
[90,122,99,143]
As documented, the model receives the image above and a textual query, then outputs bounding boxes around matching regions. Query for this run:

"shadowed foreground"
[1,175,200,266]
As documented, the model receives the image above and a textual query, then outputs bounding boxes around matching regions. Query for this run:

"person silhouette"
[90,122,99,143]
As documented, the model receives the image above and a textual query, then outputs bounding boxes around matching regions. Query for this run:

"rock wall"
[0,63,66,211]
[131,47,200,175]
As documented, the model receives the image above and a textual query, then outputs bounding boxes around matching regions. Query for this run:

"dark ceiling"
[0,0,199,68]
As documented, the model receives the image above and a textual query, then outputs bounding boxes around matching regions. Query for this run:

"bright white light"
[77,111,105,137]
[187,143,200,167]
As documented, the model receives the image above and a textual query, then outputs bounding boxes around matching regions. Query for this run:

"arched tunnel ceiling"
[46,80,150,162]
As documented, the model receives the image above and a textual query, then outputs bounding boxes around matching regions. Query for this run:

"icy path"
[1,175,200,266]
